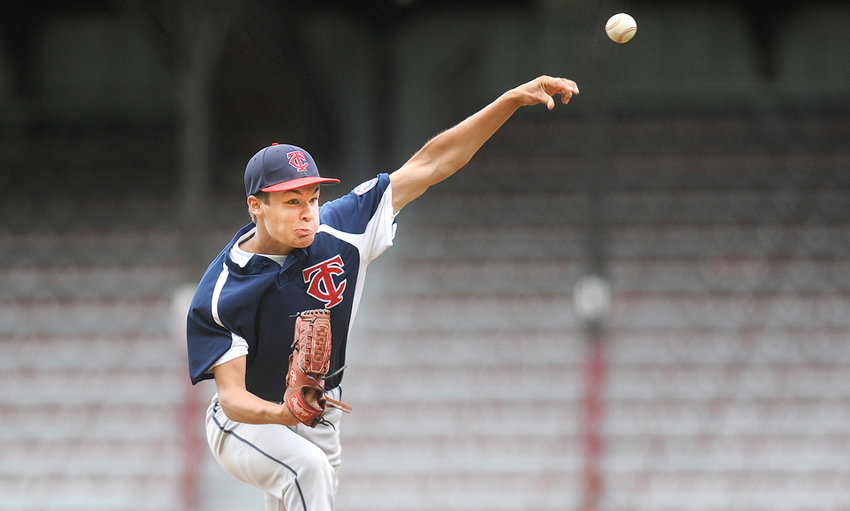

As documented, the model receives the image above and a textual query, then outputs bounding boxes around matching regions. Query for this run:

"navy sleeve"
[185,263,235,384]
[320,173,391,233]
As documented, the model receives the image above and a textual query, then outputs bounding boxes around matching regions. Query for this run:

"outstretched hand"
[513,75,580,110]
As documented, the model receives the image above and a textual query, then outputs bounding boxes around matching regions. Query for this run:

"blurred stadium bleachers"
[1,2,849,511]
[338,109,850,510]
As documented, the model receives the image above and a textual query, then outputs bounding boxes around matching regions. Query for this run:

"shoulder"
[320,174,391,231]
[190,224,276,315]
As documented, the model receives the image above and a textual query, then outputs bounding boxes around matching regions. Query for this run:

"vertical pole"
[174,0,230,278]
[578,93,610,511]
[179,368,204,511]
[537,1,613,506]
[578,4,614,500]
[170,3,231,509]
[580,329,606,511]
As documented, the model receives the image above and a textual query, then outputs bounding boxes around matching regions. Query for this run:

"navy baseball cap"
[244,143,339,197]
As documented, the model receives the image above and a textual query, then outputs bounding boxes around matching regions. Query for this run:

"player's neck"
[239,229,294,257]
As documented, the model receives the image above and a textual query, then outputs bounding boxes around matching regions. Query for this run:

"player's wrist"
[499,88,525,109]
[276,402,301,426]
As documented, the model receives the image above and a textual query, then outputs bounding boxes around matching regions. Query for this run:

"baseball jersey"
[186,173,395,402]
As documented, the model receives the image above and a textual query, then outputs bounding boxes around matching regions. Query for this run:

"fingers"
[534,75,579,109]
[512,75,579,109]
[549,77,580,102]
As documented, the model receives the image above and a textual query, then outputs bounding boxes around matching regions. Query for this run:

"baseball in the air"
[605,13,637,44]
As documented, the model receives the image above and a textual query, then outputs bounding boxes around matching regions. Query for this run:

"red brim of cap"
[261,176,340,193]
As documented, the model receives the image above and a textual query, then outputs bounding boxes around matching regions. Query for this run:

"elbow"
[216,386,254,423]
[216,391,241,422]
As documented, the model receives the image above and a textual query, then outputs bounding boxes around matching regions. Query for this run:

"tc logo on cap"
[287,151,309,172]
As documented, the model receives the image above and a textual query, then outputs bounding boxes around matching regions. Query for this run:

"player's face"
[256,185,321,252]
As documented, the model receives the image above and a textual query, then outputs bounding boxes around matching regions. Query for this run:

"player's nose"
[300,204,316,220]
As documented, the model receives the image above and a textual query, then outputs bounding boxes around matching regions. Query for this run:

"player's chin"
[291,231,316,248]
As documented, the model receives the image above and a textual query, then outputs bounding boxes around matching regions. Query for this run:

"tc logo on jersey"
[303,255,347,308]
[286,151,309,172]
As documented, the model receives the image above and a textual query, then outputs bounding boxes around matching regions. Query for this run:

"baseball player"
[185,75,579,510]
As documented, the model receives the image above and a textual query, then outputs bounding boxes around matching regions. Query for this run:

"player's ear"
[247,195,265,219]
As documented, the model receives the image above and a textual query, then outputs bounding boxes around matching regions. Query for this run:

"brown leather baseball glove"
[284,309,351,427]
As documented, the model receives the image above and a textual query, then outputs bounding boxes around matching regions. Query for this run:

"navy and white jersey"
[186,173,395,402]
